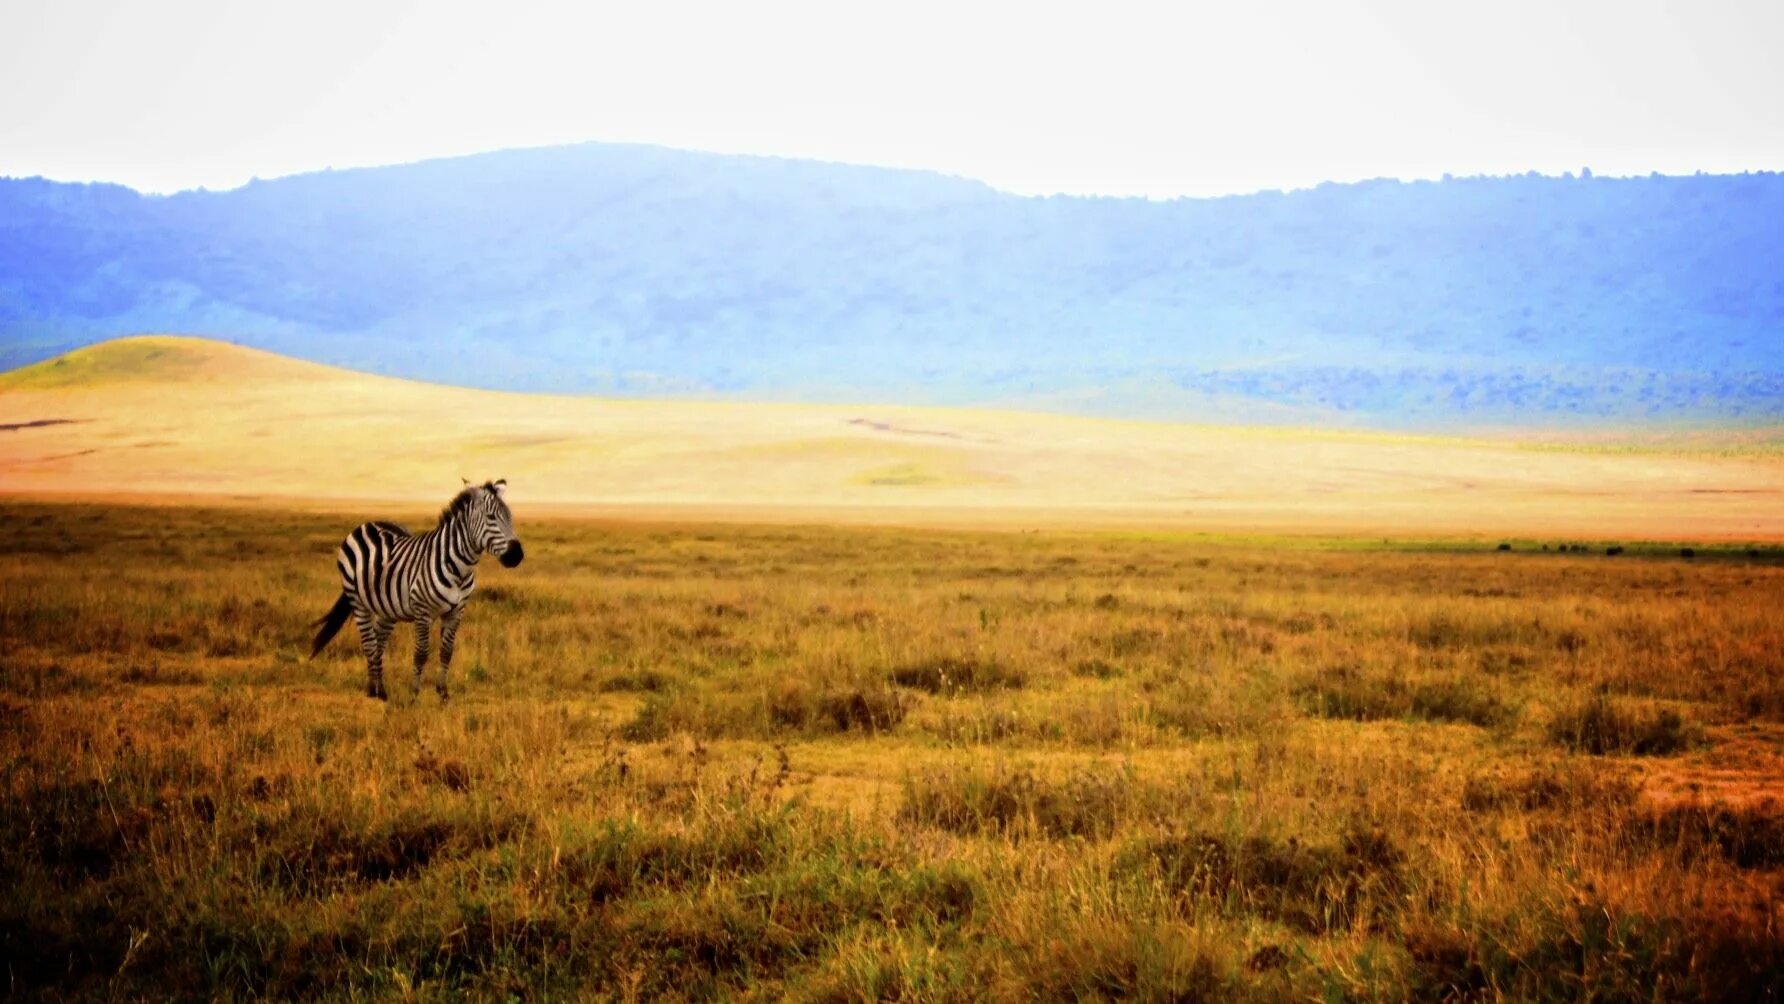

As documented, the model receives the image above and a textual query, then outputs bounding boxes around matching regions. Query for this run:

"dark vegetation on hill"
[2,143,1780,425]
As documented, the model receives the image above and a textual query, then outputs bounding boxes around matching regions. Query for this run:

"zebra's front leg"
[437,606,464,702]
[411,611,434,702]
[357,612,394,701]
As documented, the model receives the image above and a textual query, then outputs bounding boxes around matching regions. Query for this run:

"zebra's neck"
[427,506,482,580]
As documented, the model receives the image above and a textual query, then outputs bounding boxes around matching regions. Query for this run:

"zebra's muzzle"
[499,540,525,567]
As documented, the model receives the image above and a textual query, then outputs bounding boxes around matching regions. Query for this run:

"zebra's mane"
[439,482,495,525]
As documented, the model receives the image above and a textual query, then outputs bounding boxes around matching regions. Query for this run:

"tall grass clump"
[1295,665,1512,727]
[1547,695,1696,755]
[899,762,1140,839]
[1118,822,1407,933]
[888,656,1025,695]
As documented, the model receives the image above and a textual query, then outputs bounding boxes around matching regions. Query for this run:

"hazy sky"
[2,0,1779,197]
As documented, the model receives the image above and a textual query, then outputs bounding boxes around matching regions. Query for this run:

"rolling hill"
[2,143,1781,428]
[3,336,1781,537]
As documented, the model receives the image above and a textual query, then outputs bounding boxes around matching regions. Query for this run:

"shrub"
[899,763,1135,839]
[1003,921,1231,1001]
[1072,658,1122,679]
[620,693,679,741]
[888,657,1024,695]
[1120,822,1406,933]
[818,688,910,734]
[929,707,1030,745]
[1624,801,1784,868]
[764,681,910,735]
[597,667,673,693]
[1460,762,1637,813]
[1408,676,1514,727]
[413,750,472,792]
[1547,696,1695,756]
[255,806,526,892]
[1296,666,1510,727]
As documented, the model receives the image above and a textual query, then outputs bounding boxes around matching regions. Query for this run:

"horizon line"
[5,138,1781,202]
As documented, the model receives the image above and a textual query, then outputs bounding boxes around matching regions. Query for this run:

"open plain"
[2,337,1783,999]
[2,499,1782,999]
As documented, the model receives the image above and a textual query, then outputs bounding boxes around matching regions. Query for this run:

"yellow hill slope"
[2,335,1781,537]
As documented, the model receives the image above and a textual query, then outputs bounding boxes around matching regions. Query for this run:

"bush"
[1624,802,1784,868]
[1296,666,1511,727]
[1409,676,1515,727]
[620,693,679,741]
[899,763,1135,839]
[1460,762,1637,813]
[1072,658,1122,679]
[1547,696,1695,755]
[818,689,910,734]
[1120,822,1405,933]
[769,683,909,735]
[597,667,673,693]
[888,657,1024,695]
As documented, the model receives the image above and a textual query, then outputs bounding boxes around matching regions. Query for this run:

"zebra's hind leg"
[411,612,434,702]
[357,612,394,700]
[437,606,465,701]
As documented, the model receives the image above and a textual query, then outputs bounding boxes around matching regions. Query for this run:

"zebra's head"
[473,479,524,567]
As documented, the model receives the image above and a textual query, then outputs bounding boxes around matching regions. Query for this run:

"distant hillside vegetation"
[2,143,1780,426]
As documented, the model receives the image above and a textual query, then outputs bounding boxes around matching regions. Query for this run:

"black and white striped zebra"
[310,480,525,701]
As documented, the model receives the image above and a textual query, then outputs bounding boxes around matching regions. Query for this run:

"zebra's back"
[337,520,435,620]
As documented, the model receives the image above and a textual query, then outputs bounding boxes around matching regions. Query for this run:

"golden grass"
[4,335,1784,538]
[3,500,1781,1000]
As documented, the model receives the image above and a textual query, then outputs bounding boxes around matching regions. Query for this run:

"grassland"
[3,500,1781,1000]
[4,336,1784,539]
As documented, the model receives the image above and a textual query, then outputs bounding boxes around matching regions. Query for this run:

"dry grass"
[2,500,1782,1000]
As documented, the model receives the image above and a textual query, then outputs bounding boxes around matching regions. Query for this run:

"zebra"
[309,479,525,701]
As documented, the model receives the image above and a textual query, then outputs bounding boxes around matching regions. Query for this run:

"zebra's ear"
[491,479,507,498]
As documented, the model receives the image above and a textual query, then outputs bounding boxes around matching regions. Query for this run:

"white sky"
[1,0,1780,197]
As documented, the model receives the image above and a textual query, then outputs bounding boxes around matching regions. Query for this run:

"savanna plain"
[3,500,1781,1001]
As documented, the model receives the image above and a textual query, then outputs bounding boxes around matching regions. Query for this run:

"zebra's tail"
[310,592,354,659]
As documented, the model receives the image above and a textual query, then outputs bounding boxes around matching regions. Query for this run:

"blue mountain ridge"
[2,142,1780,427]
